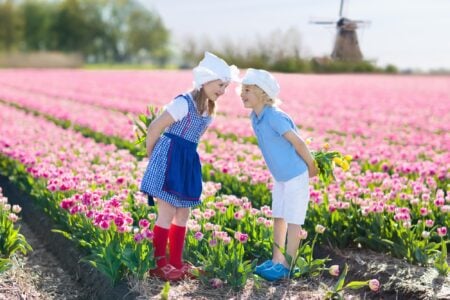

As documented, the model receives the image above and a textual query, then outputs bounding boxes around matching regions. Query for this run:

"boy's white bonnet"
[193,52,239,89]
[241,68,280,99]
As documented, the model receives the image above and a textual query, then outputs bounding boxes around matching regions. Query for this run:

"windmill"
[310,0,370,62]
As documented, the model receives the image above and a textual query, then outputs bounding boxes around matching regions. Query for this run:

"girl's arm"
[146,111,175,156]
[283,130,319,178]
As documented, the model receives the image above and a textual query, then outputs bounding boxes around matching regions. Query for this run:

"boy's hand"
[308,162,319,178]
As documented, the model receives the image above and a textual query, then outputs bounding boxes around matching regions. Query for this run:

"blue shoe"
[259,263,290,281]
[255,260,273,275]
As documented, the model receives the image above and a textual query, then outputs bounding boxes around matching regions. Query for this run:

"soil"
[0,176,135,300]
[331,247,450,300]
[0,221,92,300]
[1,175,449,300]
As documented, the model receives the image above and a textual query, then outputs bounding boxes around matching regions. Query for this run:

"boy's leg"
[286,223,302,268]
[272,217,288,266]
[282,173,309,268]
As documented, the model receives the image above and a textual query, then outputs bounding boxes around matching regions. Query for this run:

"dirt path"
[0,221,93,300]
[0,175,131,300]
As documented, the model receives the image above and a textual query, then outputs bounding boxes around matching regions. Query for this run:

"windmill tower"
[311,0,370,62]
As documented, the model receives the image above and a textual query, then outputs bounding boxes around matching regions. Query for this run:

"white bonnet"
[241,68,280,100]
[193,52,239,89]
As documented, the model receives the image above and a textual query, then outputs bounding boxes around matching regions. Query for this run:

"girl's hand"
[308,162,319,178]
[145,111,176,157]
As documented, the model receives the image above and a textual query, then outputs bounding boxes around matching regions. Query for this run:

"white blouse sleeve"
[164,97,188,121]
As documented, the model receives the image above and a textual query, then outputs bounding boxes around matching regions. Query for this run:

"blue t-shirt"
[251,105,307,182]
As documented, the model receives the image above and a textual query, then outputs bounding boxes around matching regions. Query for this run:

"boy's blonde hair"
[243,84,281,106]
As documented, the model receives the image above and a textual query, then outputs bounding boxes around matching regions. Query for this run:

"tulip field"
[0,69,449,298]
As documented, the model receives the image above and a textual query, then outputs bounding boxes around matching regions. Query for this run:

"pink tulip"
[133,233,144,243]
[233,210,245,220]
[434,198,445,207]
[368,279,380,292]
[194,231,204,241]
[142,229,154,240]
[99,220,110,230]
[315,224,326,234]
[329,265,340,276]
[12,205,22,214]
[237,232,249,243]
[437,227,447,237]
[299,229,308,240]
[421,231,430,239]
[138,219,150,229]
[425,219,434,228]
[209,239,218,247]
[210,278,223,288]
[419,207,428,216]
[8,213,18,223]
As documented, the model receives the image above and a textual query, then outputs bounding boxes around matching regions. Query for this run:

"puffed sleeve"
[164,96,189,121]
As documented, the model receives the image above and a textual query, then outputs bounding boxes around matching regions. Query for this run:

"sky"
[141,0,450,71]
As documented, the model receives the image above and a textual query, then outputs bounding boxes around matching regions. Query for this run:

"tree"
[52,0,91,53]
[20,0,56,51]
[126,7,170,65]
[0,0,23,52]
[77,0,110,62]
[0,0,172,64]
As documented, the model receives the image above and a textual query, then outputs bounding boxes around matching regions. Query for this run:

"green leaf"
[160,281,170,300]
[333,264,348,292]
[344,280,369,290]
[0,258,12,273]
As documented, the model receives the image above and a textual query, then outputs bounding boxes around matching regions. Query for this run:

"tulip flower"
[368,279,380,292]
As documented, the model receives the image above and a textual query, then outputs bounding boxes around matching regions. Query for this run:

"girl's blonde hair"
[191,89,216,116]
[243,84,281,106]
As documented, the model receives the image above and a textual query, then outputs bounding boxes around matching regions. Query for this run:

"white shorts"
[271,172,310,225]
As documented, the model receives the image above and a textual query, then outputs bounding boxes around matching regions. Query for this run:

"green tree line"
[180,29,398,74]
[0,0,397,72]
[0,0,170,64]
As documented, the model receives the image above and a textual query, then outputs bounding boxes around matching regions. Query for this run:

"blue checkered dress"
[140,93,212,208]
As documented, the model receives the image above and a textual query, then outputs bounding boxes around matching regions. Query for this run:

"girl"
[140,52,238,281]
[239,68,318,281]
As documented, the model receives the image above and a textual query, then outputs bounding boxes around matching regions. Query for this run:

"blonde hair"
[243,84,281,106]
[191,89,216,116]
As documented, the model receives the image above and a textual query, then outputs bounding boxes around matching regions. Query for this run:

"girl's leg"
[168,207,190,268]
[172,207,190,226]
[272,217,288,266]
[286,223,302,268]
[153,199,177,267]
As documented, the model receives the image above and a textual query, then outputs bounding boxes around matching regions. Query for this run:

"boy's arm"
[146,111,175,156]
[283,130,319,177]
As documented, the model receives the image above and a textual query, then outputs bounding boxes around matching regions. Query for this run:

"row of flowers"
[0,102,147,284]
[1,86,449,270]
[0,72,449,288]
[0,188,31,273]
[1,74,448,186]
[2,87,447,207]
[0,87,135,141]
[0,103,380,293]
[1,74,448,192]
[1,70,449,120]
